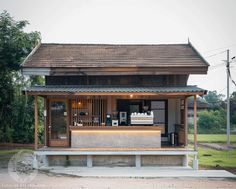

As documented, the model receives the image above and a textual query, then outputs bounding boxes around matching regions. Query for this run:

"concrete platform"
[42,166,236,178]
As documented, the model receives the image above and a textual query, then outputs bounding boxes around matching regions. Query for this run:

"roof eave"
[21,66,208,76]
[20,41,42,68]
[188,41,210,67]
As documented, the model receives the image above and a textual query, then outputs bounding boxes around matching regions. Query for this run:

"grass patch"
[197,147,236,168]
[0,149,33,167]
[188,134,236,143]
[0,149,32,155]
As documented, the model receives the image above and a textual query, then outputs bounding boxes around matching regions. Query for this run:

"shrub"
[197,109,226,134]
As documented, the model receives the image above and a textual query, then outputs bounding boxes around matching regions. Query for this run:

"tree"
[197,109,226,134]
[230,92,236,129]
[0,11,42,143]
[204,90,225,110]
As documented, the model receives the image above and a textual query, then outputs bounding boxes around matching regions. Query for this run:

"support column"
[43,97,47,147]
[87,155,93,168]
[184,97,188,146]
[135,155,141,168]
[193,154,198,170]
[193,95,197,151]
[33,154,38,169]
[183,155,188,167]
[34,95,38,150]
[111,96,117,112]
[107,96,112,114]
[193,95,198,170]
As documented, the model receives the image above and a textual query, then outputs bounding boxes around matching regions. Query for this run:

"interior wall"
[161,99,180,141]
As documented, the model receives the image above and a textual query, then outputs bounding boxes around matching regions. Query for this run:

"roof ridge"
[40,43,189,46]
[34,84,199,88]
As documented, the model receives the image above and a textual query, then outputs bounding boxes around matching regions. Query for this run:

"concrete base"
[43,166,236,178]
[34,148,198,169]
[41,155,186,168]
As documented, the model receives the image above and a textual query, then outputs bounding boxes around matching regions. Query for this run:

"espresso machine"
[119,111,127,125]
[112,111,119,126]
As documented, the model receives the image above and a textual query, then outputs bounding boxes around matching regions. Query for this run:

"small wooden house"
[22,42,209,169]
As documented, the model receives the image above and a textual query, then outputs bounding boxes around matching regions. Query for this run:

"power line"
[202,43,236,54]
[219,87,227,93]
[205,50,227,59]
[209,62,225,70]
[208,56,236,71]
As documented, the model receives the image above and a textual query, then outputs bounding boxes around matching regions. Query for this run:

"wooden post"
[34,95,38,150]
[193,95,197,151]
[107,96,112,114]
[43,97,47,147]
[184,97,188,146]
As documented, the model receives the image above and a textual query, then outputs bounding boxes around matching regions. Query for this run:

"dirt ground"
[0,168,235,189]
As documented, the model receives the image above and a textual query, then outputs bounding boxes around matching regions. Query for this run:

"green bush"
[0,11,42,144]
[188,123,194,134]
[197,109,226,134]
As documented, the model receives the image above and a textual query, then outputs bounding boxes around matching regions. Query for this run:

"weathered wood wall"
[45,75,188,86]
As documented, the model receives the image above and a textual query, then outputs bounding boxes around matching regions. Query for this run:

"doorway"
[49,99,69,147]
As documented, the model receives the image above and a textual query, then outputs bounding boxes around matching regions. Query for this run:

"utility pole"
[226,49,230,148]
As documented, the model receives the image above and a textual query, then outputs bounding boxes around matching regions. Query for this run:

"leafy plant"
[0,11,43,144]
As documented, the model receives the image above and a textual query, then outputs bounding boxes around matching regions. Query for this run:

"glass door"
[49,100,69,147]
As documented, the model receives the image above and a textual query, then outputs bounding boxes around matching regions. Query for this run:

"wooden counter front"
[70,126,161,148]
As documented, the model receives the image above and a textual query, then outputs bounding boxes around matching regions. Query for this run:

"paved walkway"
[44,166,236,178]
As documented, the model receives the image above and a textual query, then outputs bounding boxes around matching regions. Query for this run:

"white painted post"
[193,154,198,170]
[183,155,188,167]
[34,96,38,150]
[135,155,141,168]
[33,155,38,169]
[87,155,93,168]
[193,95,198,170]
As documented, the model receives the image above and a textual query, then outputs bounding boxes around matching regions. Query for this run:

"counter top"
[70,126,161,130]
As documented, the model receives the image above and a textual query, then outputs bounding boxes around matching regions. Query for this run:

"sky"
[1,0,236,97]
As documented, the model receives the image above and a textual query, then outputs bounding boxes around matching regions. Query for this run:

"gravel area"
[0,168,236,189]
[200,143,236,150]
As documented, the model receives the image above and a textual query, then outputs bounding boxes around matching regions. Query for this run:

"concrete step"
[40,166,236,178]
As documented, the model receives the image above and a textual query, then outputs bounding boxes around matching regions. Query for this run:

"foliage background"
[189,91,236,134]
[0,11,43,143]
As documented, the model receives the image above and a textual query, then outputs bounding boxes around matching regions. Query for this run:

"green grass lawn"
[188,134,236,169]
[197,147,236,168]
[188,134,236,143]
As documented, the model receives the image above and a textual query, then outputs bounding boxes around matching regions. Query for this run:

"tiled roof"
[24,85,207,94]
[22,43,209,69]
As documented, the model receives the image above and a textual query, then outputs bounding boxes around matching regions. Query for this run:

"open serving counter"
[70,126,161,148]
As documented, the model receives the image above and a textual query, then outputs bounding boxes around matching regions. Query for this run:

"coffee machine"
[119,111,127,125]
[105,114,112,126]
[112,111,119,126]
